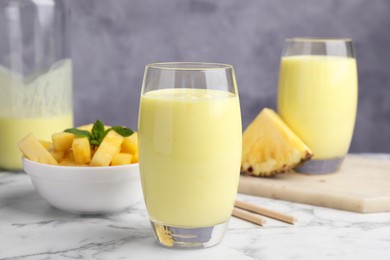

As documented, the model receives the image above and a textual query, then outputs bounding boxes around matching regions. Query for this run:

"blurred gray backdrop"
[69,0,390,153]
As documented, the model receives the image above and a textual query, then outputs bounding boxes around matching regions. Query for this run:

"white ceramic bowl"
[23,158,143,214]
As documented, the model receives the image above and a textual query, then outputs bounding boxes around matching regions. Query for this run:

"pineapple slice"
[241,108,313,177]
[90,130,124,166]
[111,153,133,166]
[72,137,92,164]
[52,132,74,152]
[121,132,138,154]
[18,134,58,165]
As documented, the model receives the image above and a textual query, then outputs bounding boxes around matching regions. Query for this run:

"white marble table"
[1,159,390,260]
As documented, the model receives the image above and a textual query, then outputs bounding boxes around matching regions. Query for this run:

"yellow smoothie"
[0,115,73,170]
[139,88,242,227]
[0,59,73,170]
[278,55,358,159]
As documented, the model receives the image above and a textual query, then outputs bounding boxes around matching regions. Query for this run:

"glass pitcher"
[0,0,73,170]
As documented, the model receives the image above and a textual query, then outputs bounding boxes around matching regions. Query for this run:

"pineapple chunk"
[241,108,313,177]
[18,134,58,165]
[39,140,52,150]
[63,150,74,161]
[90,130,124,166]
[49,148,65,163]
[72,137,92,164]
[121,132,138,154]
[111,153,133,166]
[132,152,139,163]
[59,150,87,166]
[52,132,74,152]
[59,159,87,166]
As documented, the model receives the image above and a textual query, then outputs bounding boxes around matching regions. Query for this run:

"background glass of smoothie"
[278,38,358,174]
[138,62,242,248]
[0,0,73,170]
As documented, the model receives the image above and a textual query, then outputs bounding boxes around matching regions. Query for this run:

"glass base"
[150,220,229,249]
[294,157,345,174]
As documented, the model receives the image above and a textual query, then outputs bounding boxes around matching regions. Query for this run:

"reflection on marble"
[1,170,390,260]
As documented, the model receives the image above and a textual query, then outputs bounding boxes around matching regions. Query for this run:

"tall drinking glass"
[138,62,242,248]
[278,38,358,174]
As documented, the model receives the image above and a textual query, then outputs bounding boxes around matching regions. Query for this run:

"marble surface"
[1,166,390,259]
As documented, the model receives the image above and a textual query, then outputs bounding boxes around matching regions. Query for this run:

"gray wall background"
[69,0,390,153]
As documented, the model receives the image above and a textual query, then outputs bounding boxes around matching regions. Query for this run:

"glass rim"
[146,62,233,71]
[286,37,353,43]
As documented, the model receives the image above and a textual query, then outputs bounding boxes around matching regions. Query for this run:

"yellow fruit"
[90,130,124,166]
[18,122,137,167]
[48,148,65,163]
[52,132,74,152]
[18,133,58,165]
[111,153,133,166]
[121,132,138,154]
[72,137,92,164]
[132,152,139,163]
[59,150,87,166]
[241,108,313,177]
[39,140,52,150]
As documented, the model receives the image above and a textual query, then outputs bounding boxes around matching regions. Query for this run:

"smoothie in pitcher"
[0,115,73,169]
[0,59,73,170]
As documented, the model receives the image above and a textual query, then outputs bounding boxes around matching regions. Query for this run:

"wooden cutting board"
[238,155,390,213]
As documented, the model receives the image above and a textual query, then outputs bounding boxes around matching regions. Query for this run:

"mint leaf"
[64,128,91,138]
[111,126,134,137]
[90,120,106,146]
[65,120,135,148]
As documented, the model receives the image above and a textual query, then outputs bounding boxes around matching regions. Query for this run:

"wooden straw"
[232,207,267,226]
[235,200,297,225]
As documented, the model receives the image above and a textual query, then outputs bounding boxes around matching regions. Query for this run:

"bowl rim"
[22,157,139,170]
[23,157,140,183]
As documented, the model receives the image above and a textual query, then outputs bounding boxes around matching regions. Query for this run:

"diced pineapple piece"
[18,134,58,165]
[52,132,74,152]
[90,130,124,166]
[59,150,87,166]
[111,153,133,166]
[49,148,65,163]
[63,150,74,161]
[72,137,91,164]
[39,140,52,150]
[132,152,139,163]
[121,132,138,154]
[59,159,87,166]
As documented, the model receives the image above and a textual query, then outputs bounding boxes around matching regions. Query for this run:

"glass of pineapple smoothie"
[278,38,358,174]
[138,62,242,248]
